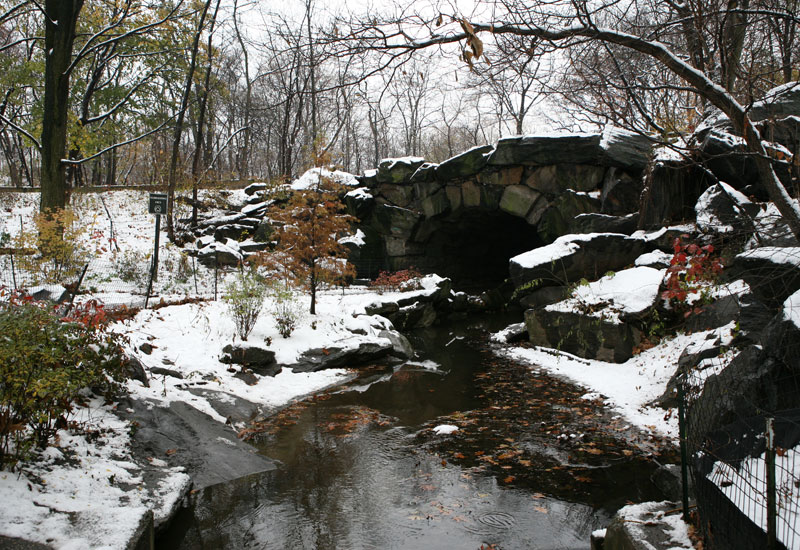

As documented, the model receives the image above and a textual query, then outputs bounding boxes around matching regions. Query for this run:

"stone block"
[462,180,481,207]
[477,166,524,186]
[499,185,542,218]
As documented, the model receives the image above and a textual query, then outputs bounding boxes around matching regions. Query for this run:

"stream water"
[158,315,666,549]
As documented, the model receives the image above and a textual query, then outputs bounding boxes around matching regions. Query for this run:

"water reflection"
[159,316,608,549]
[162,426,602,549]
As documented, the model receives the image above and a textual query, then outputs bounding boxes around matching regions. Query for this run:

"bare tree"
[335,0,800,239]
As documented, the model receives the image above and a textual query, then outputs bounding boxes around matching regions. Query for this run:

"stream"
[158,314,669,549]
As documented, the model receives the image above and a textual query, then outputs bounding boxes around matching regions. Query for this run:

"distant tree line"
[0,0,797,229]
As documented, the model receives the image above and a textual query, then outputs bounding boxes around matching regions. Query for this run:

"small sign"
[149,193,167,215]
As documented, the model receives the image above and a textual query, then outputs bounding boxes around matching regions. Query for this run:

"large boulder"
[509,233,649,290]
[434,144,493,181]
[598,128,653,172]
[197,241,243,267]
[695,182,760,236]
[525,308,642,363]
[731,246,800,307]
[572,212,639,235]
[762,289,800,374]
[290,341,395,372]
[213,223,253,242]
[639,160,713,229]
[344,187,375,220]
[524,267,664,363]
[220,343,280,377]
[376,157,425,184]
[687,345,799,440]
[244,182,268,196]
[600,167,643,215]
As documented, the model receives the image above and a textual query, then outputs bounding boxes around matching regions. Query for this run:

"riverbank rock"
[365,276,455,330]
[601,501,693,550]
[220,343,280,377]
[116,396,276,493]
[290,341,395,372]
[509,233,649,291]
[524,267,663,363]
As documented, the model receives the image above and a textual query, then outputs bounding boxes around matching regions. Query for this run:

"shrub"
[369,267,424,294]
[113,249,151,288]
[662,235,723,313]
[269,280,304,338]
[223,267,268,341]
[0,293,127,470]
[13,208,88,285]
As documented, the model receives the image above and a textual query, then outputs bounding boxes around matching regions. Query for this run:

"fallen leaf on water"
[502,475,515,483]
[534,506,549,514]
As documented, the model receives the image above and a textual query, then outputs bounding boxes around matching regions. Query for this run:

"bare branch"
[0,112,40,150]
[60,120,168,166]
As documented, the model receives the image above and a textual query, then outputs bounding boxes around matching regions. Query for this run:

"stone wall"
[345,128,653,286]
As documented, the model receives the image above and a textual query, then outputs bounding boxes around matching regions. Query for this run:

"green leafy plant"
[0,292,127,470]
[13,208,88,285]
[269,280,304,338]
[113,249,150,287]
[223,267,268,341]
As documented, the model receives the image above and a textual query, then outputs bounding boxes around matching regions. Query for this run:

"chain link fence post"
[678,376,691,521]
[766,416,777,550]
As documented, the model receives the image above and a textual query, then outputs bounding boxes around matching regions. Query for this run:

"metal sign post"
[145,193,167,308]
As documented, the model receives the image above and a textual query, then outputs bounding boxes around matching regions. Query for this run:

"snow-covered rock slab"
[733,246,800,306]
[291,167,359,190]
[546,266,665,323]
[524,267,663,363]
[603,501,694,550]
[695,181,759,234]
[509,232,648,289]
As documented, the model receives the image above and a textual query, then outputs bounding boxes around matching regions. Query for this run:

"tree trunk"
[233,0,252,180]
[40,0,84,212]
[191,0,220,227]
[166,0,212,240]
[0,130,22,187]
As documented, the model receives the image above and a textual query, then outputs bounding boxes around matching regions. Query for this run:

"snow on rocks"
[524,266,664,363]
[0,397,190,549]
[291,167,359,190]
[602,501,694,550]
[695,181,758,234]
[635,249,673,269]
[546,266,665,323]
[733,246,800,306]
[509,232,648,289]
[502,326,732,439]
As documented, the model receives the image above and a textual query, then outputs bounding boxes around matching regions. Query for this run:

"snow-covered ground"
[0,397,190,550]
[1,187,783,548]
[0,189,428,548]
[497,323,736,440]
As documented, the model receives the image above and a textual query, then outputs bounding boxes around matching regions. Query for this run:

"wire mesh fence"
[682,359,800,550]
[0,247,229,308]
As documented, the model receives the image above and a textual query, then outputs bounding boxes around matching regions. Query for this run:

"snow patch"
[432,424,459,435]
